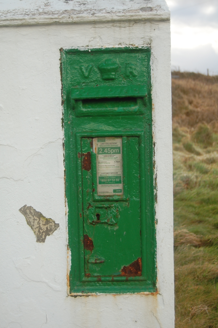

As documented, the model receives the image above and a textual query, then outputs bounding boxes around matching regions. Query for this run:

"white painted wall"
[0,0,169,25]
[0,1,174,327]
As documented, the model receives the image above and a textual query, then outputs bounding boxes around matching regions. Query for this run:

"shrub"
[183,141,202,155]
[192,124,213,148]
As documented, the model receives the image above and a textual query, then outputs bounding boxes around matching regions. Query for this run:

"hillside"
[172,72,218,328]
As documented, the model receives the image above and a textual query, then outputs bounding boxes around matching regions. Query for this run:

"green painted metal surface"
[61,48,156,294]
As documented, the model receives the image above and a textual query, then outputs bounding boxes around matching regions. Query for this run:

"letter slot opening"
[74,97,146,116]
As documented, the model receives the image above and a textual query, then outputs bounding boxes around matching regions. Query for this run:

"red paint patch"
[82,152,91,171]
[121,258,142,276]
[83,234,94,252]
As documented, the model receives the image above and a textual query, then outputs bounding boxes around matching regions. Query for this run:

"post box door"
[81,137,142,278]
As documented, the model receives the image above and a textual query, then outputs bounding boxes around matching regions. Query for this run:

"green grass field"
[172,72,218,327]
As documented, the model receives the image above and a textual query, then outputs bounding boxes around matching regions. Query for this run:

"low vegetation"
[172,72,218,327]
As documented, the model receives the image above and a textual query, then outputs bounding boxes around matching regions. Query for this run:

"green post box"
[61,48,156,294]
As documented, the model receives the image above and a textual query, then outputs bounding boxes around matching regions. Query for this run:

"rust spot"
[97,276,101,282]
[67,271,70,292]
[78,152,81,158]
[83,234,94,251]
[67,245,71,292]
[121,258,142,276]
[79,213,82,218]
[150,291,159,296]
[85,273,91,277]
[82,152,91,171]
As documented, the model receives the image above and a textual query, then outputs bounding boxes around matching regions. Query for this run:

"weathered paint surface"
[19,205,59,242]
[0,0,174,326]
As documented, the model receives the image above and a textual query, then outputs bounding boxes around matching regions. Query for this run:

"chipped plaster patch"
[19,205,59,242]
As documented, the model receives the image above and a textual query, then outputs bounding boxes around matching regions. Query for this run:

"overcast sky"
[166,0,218,74]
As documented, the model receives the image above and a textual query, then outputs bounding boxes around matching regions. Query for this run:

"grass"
[173,72,218,327]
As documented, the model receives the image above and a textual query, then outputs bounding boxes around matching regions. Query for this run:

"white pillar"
[0,1,174,327]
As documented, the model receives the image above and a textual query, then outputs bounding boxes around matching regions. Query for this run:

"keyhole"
[96,213,100,221]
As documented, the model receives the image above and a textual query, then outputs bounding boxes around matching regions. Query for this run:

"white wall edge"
[0,12,170,27]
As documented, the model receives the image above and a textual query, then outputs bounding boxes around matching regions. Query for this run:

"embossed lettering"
[80,65,93,78]
[125,63,137,77]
